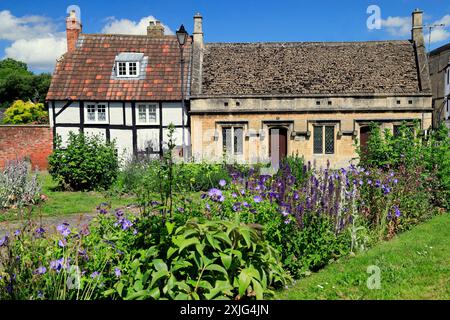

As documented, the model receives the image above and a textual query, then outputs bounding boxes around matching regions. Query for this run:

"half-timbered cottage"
[46,11,191,161]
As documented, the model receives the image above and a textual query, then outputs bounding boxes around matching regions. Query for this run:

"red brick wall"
[0,125,53,170]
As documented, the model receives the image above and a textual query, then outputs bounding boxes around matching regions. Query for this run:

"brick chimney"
[411,9,424,46]
[66,10,82,53]
[191,13,204,95]
[147,20,165,38]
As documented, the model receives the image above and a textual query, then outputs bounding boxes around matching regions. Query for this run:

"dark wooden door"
[269,127,287,167]
[360,126,371,154]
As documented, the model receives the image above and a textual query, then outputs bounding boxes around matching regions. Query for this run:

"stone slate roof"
[47,34,191,101]
[199,41,425,97]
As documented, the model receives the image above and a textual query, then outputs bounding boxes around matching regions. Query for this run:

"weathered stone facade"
[429,43,450,127]
[189,10,433,168]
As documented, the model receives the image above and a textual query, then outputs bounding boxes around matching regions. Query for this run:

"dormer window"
[116,61,139,77]
[114,52,145,78]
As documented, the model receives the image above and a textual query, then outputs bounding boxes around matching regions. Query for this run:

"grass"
[0,172,137,221]
[276,213,450,300]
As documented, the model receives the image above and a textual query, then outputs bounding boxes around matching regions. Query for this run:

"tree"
[2,100,48,124]
[0,58,51,109]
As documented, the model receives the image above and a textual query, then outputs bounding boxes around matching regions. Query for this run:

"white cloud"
[0,10,65,72]
[424,15,450,44]
[0,10,57,41]
[380,14,450,45]
[381,16,411,37]
[5,37,67,72]
[101,16,174,35]
[1,11,175,72]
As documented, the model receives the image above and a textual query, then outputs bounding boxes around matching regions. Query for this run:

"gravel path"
[0,213,96,238]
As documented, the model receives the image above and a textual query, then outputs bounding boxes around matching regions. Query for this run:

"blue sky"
[1,0,449,73]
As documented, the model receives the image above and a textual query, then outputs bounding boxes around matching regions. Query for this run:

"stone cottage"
[189,10,433,168]
[429,42,450,129]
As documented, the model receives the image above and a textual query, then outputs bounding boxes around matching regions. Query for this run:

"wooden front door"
[360,126,371,154]
[269,127,287,168]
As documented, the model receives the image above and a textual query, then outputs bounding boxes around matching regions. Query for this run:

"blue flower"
[91,271,100,279]
[58,239,67,248]
[0,236,8,247]
[34,266,47,275]
[394,206,401,218]
[231,192,237,198]
[114,268,121,278]
[208,188,225,202]
[284,219,291,225]
[367,180,372,185]
[253,195,263,203]
[205,203,211,211]
[14,229,20,236]
[120,219,133,231]
[393,179,398,184]
[50,258,68,272]
[35,227,46,236]
[219,179,226,187]
[57,223,71,237]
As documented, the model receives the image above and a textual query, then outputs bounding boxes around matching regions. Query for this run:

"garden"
[0,122,449,300]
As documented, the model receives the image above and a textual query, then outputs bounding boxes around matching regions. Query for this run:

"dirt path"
[0,213,96,238]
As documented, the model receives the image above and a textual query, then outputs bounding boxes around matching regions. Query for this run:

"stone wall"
[190,110,433,169]
[0,125,53,170]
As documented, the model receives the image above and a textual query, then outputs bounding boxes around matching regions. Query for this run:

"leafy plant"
[2,100,48,124]
[48,132,119,191]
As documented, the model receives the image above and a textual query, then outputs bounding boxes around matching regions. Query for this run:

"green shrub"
[0,209,290,300]
[2,100,48,124]
[48,132,119,191]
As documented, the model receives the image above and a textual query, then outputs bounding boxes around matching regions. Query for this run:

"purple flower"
[50,258,68,272]
[91,271,100,279]
[253,195,263,203]
[382,185,391,195]
[0,236,9,247]
[115,209,124,219]
[14,229,20,236]
[35,227,46,236]
[394,206,401,218]
[219,179,227,187]
[34,266,47,275]
[120,219,133,231]
[58,239,67,248]
[205,203,211,211]
[243,202,250,208]
[114,268,121,278]
[177,207,185,213]
[359,180,364,186]
[281,210,289,217]
[240,189,246,195]
[367,180,372,185]
[231,192,237,198]
[393,179,398,184]
[133,229,138,235]
[284,219,291,225]
[57,223,71,237]
[208,188,225,202]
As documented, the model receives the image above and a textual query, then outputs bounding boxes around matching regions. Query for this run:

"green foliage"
[48,132,119,191]
[0,58,51,109]
[2,100,48,124]
[0,209,290,300]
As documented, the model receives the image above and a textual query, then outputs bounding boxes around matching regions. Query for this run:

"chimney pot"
[66,10,82,53]
[147,19,165,38]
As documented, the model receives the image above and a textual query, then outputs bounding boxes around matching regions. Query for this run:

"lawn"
[0,172,137,221]
[276,213,450,300]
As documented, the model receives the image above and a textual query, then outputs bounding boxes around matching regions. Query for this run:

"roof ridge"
[205,40,412,45]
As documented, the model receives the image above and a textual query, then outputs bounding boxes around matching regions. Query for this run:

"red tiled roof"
[46,34,191,101]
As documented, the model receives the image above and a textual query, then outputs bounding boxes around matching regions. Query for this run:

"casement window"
[137,103,158,124]
[313,125,335,154]
[393,124,414,137]
[116,61,139,77]
[222,127,243,156]
[86,103,108,123]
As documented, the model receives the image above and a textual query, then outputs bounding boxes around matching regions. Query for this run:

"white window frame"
[136,103,159,124]
[222,126,244,156]
[116,61,140,78]
[85,102,109,124]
